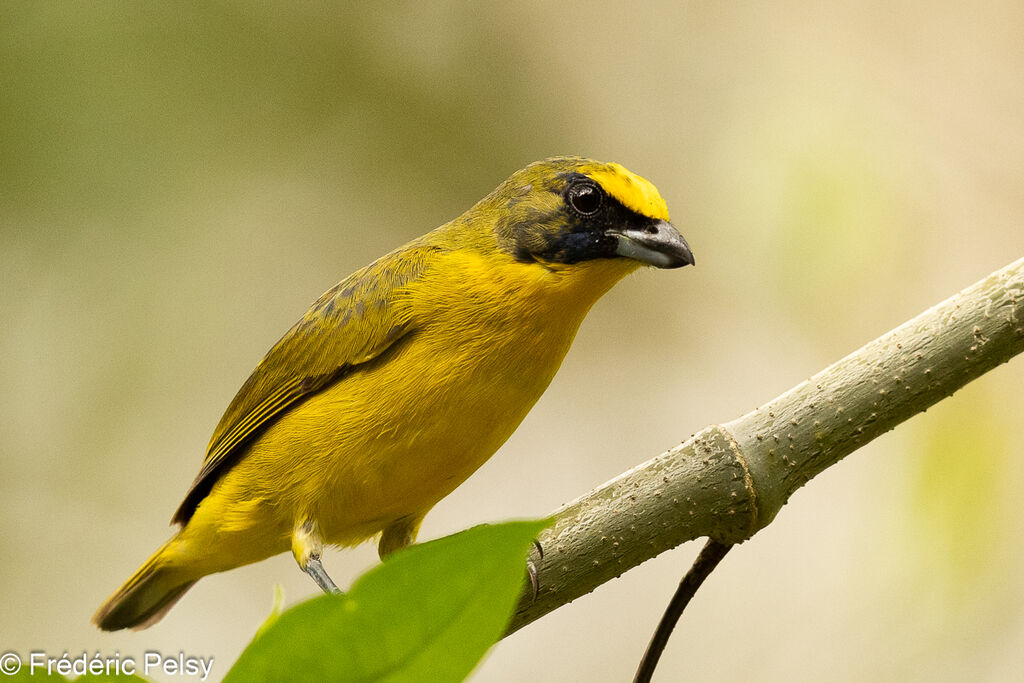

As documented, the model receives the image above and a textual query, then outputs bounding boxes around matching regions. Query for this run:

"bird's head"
[473,157,694,272]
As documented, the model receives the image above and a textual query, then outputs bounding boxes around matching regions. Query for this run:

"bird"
[93,156,694,631]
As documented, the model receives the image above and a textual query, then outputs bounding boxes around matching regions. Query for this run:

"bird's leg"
[305,556,340,594]
[378,514,425,559]
[292,519,341,594]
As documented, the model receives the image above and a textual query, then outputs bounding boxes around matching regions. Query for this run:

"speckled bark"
[508,256,1024,635]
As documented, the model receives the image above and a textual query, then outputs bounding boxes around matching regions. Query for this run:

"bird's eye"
[567,182,602,216]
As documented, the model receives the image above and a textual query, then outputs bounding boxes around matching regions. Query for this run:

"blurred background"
[3,2,1023,680]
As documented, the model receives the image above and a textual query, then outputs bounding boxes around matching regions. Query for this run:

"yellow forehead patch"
[585,162,670,222]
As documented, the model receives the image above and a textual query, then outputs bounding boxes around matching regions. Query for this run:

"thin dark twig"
[633,539,733,683]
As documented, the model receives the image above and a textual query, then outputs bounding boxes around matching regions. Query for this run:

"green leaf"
[225,519,549,683]
[252,583,287,641]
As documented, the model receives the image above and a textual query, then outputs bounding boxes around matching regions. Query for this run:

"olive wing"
[171,244,437,524]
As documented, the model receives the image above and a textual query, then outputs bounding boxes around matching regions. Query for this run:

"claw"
[527,538,543,602]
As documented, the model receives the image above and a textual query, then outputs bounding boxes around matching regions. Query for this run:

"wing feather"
[171,242,439,524]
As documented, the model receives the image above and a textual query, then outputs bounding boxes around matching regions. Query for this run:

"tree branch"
[508,256,1024,635]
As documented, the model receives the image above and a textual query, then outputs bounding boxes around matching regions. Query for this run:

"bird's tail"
[93,534,196,631]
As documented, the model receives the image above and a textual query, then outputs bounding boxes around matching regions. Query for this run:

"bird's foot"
[527,538,544,602]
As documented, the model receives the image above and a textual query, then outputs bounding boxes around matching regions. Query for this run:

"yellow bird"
[94,156,693,631]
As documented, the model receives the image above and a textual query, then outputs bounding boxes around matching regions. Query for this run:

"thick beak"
[611,220,695,269]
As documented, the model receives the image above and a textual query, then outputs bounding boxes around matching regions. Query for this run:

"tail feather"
[93,536,196,631]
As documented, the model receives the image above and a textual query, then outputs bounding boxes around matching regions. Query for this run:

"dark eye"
[567,182,602,216]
